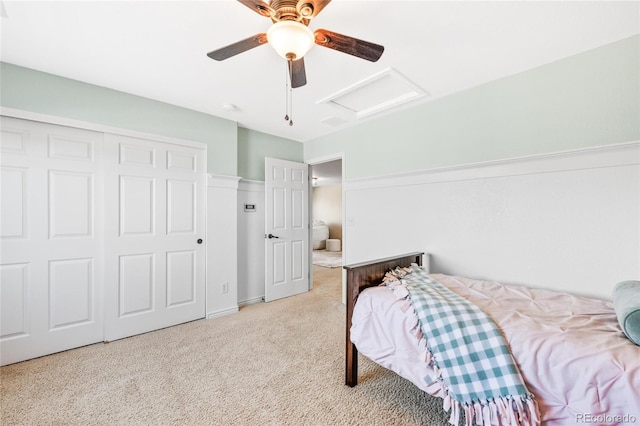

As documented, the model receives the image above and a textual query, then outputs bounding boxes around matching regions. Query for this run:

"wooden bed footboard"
[343,252,424,387]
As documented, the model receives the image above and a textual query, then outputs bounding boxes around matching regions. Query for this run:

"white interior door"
[103,134,206,341]
[264,157,309,302]
[0,117,104,366]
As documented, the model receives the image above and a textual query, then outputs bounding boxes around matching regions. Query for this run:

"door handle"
[197,239,203,244]
[266,234,280,239]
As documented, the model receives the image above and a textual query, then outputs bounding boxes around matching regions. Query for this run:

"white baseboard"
[238,296,264,307]
[206,306,239,319]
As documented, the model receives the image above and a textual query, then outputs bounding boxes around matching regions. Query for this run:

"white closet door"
[0,117,104,366]
[103,134,206,341]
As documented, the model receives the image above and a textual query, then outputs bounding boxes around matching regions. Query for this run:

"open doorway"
[309,159,343,297]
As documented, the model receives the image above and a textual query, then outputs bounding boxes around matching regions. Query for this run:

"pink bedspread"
[351,273,640,425]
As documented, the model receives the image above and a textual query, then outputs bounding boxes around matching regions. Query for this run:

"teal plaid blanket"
[386,266,539,426]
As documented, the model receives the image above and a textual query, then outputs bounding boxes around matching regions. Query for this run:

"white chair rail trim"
[344,141,640,192]
[208,174,241,189]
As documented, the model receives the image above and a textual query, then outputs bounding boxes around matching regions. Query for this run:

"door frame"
[306,153,345,302]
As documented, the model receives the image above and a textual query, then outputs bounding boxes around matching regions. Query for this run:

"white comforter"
[351,273,640,425]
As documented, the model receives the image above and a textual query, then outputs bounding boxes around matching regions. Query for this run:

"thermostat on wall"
[244,204,256,212]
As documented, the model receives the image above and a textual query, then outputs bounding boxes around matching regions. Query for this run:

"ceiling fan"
[206,0,385,89]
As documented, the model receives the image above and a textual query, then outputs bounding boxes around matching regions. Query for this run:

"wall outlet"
[221,282,229,294]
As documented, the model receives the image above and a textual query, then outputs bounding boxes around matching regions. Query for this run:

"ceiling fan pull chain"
[289,84,293,126]
[284,60,290,122]
[285,58,293,126]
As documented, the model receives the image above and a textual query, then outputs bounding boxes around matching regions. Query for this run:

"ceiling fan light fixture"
[267,20,314,60]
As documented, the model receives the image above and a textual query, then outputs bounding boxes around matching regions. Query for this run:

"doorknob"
[266,234,280,239]
[197,239,203,244]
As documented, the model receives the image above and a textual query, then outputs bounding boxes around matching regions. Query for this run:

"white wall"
[237,180,265,305]
[344,142,640,299]
[312,184,343,241]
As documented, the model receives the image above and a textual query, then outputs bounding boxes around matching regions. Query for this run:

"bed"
[344,253,640,426]
[312,220,329,250]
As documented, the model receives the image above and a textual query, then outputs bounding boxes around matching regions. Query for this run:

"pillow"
[613,280,640,346]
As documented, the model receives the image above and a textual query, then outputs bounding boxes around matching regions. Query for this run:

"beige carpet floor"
[1,265,452,426]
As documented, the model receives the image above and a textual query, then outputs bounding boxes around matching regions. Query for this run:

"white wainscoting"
[206,174,241,319]
[237,180,266,305]
[343,142,640,299]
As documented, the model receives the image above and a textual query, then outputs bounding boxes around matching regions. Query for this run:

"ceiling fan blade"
[314,29,384,62]
[289,58,307,88]
[296,0,331,18]
[207,33,268,61]
[237,0,273,18]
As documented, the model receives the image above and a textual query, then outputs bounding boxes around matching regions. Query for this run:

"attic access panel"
[317,68,427,120]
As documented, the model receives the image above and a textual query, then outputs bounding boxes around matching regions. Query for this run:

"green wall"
[5,34,636,180]
[0,62,238,175]
[304,35,640,180]
[237,127,304,181]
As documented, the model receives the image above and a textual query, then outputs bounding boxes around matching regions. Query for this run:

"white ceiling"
[1,1,638,143]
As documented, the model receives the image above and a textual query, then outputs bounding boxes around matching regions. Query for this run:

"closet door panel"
[0,263,29,338]
[48,258,94,329]
[0,116,206,364]
[0,116,104,366]
[49,170,94,238]
[118,253,155,316]
[0,167,26,239]
[104,134,206,341]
